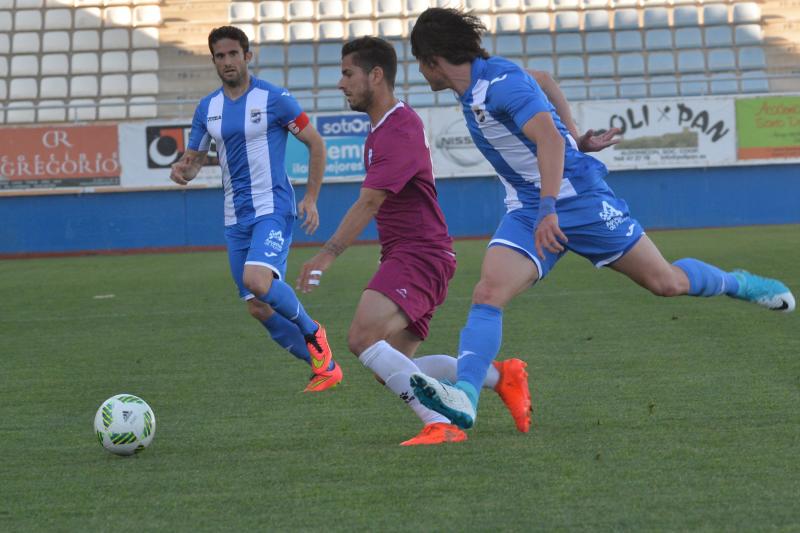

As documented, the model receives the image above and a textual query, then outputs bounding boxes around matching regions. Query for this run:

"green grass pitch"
[1,225,799,531]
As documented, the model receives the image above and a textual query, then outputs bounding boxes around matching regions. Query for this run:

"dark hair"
[208,25,250,55]
[341,36,397,88]
[410,8,489,66]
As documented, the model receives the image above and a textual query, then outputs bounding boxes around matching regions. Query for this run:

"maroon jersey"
[362,102,454,257]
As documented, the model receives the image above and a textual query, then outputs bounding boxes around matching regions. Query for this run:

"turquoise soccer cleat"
[731,270,795,312]
[410,373,477,429]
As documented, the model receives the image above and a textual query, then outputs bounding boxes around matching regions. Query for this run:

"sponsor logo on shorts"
[396,288,408,299]
[264,230,284,252]
[599,200,628,231]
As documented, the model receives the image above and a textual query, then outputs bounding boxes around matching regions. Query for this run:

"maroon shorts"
[366,249,457,340]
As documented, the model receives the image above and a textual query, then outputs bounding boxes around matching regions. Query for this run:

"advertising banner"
[120,112,370,188]
[119,120,221,188]
[425,106,495,178]
[286,112,369,181]
[579,98,737,170]
[0,125,120,189]
[5,94,799,195]
[735,96,800,160]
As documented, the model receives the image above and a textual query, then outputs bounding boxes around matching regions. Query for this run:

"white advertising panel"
[577,97,738,170]
[424,106,495,178]
[118,120,221,188]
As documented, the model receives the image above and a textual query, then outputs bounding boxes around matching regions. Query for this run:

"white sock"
[415,354,500,390]
[359,341,449,426]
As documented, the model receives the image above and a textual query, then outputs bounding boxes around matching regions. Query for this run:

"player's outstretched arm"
[169,149,207,185]
[295,123,326,235]
[522,111,568,259]
[296,187,387,294]
[527,69,621,153]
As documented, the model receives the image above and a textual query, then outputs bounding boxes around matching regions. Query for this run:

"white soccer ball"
[93,394,156,456]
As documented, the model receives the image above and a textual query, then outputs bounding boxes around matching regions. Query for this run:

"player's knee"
[346,325,381,357]
[242,271,271,297]
[472,280,507,307]
[646,275,684,297]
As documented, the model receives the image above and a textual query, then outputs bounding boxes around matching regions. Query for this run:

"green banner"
[736,96,800,160]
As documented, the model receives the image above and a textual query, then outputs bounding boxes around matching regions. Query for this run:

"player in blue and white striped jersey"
[406,8,795,430]
[170,26,341,392]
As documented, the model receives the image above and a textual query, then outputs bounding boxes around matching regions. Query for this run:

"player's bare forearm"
[523,112,565,198]
[296,125,326,202]
[536,133,565,198]
[297,188,385,293]
[524,113,568,257]
[528,69,580,141]
[321,189,385,258]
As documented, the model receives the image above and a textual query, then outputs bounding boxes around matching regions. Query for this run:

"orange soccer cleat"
[305,321,333,376]
[493,358,532,433]
[399,422,467,446]
[303,361,343,392]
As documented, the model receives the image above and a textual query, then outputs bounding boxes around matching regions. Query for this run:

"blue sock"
[674,258,739,297]
[258,279,318,336]
[261,313,311,364]
[456,304,503,407]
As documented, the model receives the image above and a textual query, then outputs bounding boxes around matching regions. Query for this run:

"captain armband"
[287,112,310,136]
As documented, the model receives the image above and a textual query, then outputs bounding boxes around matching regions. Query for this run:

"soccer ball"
[94,394,156,456]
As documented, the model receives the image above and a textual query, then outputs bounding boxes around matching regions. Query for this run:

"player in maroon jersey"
[296,37,531,446]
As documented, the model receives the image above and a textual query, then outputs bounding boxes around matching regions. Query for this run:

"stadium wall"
[1,163,799,257]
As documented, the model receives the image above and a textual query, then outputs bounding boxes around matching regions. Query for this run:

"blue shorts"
[224,213,294,300]
[490,190,645,280]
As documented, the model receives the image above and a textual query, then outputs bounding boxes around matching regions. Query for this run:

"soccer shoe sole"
[410,373,475,430]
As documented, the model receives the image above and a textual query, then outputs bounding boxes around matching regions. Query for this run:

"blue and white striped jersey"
[460,56,609,211]
[188,76,305,226]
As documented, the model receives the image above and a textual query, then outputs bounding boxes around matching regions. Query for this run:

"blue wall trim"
[1,164,798,255]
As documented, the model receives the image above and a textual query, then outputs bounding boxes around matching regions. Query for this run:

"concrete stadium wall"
[1,163,798,256]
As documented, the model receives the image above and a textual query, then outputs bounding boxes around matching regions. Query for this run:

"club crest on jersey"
[250,108,262,124]
[599,200,628,231]
[265,230,284,251]
[472,106,486,123]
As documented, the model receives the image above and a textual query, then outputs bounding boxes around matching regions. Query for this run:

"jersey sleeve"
[487,70,552,131]
[273,90,309,135]
[187,100,211,152]
[363,130,420,194]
